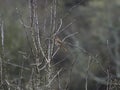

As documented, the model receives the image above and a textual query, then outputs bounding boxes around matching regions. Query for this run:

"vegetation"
[0,0,120,90]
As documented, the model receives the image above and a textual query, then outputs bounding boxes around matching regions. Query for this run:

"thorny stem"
[29,0,48,62]
[85,56,92,90]
[0,21,4,85]
[22,0,80,89]
[29,0,58,89]
[46,0,56,88]
[0,57,2,85]
[1,21,4,52]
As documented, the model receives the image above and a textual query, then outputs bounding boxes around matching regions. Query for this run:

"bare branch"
[46,68,63,87]
[57,19,76,35]
[4,61,30,71]
[62,32,78,42]
[0,21,4,52]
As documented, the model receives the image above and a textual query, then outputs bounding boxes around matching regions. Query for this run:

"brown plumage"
[55,36,67,52]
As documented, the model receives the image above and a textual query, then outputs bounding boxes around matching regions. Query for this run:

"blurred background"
[0,0,120,90]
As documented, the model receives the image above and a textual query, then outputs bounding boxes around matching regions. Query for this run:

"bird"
[55,36,67,52]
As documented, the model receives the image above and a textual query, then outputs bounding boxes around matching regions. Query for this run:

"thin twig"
[46,68,63,87]
[57,19,76,35]
[4,61,30,71]
[54,19,62,36]
[0,20,4,85]
[62,32,78,42]
[1,21,4,52]
[52,47,60,58]
[85,56,92,90]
